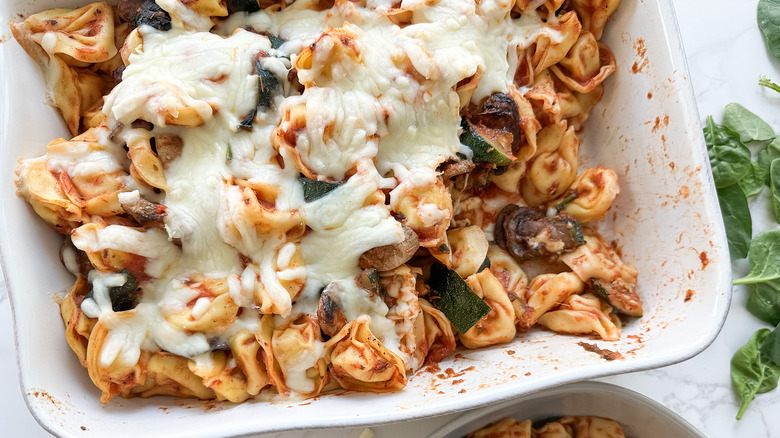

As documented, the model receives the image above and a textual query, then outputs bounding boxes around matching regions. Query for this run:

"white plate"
[0,1,731,437]
[429,381,706,438]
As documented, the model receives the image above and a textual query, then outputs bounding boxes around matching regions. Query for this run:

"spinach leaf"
[760,326,780,366]
[739,161,769,198]
[717,184,752,260]
[772,159,780,222]
[747,280,780,326]
[299,176,343,202]
[758,139,780,185]
[735,229,780,284]
[723,102,775,143]
[758,0,780,60]
[704,116,752,188]
[731,328,780,419]
[759,75,780,94]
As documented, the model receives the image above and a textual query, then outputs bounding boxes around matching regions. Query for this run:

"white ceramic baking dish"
[429,381,706,438]
[0,0,731,437]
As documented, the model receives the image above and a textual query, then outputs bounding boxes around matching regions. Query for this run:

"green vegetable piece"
[731,328,780,419]
[758,0,780,60]
[591,278,643,317]
[110,269,139,312]
[759,75,780,94]
[477,257,490,273]
[760,326,780,366]
[747,280,780,325]
[564,218,586,246]
[771,159,780,222]
[734,229,780,284]
[459,120,515,166]
[256,62,280,109]
[722,102,775,144]
[759,139,780,186]
[704,116,752,188]
[716,184,752,260]
[555,193,577,214]
[266,34,286,50]
[357,269,381,296]
[240,61,281,129]
[428,263,491,334]
[299,176,343,202]
[227,0,260,13]
[739,161,769,197]
[226,144,233,163]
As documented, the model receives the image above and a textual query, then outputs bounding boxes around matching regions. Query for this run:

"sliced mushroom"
[438,159,476,180]
[119,195,166,224]
[494,204,585,261]
[317,282,348,338]
[358,225,420,272]
[117,0,171,31]
[153,134,184,168]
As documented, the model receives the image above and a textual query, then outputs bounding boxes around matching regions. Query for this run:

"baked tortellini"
[13,0,636,404]
[469,416,626,438]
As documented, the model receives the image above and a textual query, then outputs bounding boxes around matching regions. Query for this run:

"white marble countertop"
[3,0,780,436]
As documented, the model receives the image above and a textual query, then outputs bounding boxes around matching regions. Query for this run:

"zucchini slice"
[460,119,515,166]
[477,256,490,273]
[299,175,343,202]
[428,263,491,334]
[591,278,643,317]
[459,92,521,166]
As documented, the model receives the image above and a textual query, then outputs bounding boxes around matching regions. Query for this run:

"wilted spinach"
[758,0,780,60]
[704,116,753,188]
[732,328,780,419]
[723,102,775,144]
[717,184,752,259]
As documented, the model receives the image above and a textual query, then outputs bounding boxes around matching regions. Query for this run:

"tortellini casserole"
[12,0,639,403]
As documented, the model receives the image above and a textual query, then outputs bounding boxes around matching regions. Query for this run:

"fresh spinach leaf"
[772,159,780,222]
[760,326,780,366]
[759,75,780,94]
[734,229,780,284]
[747,280,780,326]
[740,161,769,197]
[731,328,780,419]
[758,139,780,185]
[704,116,752,188]
[717,184,752,260]
[758,0,780,60]
[723,102,775,143]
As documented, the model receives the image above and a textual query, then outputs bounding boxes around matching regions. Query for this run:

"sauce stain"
[631,38,648,73]
[699,251,709,270]
[685,289,695,302]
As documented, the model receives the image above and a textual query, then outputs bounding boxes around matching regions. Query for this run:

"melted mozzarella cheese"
[72,0,564,396]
